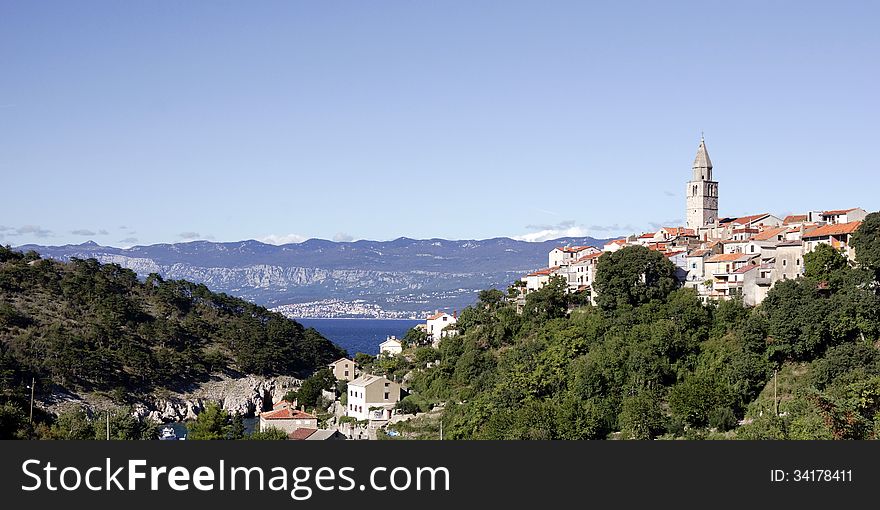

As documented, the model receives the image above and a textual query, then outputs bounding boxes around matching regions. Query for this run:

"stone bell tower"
[686,135,718,230]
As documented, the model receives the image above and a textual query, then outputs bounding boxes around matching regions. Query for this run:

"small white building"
[379,336,403,356]
[426,312,458,347]
[548,246,600,267]
[346,374,402,421]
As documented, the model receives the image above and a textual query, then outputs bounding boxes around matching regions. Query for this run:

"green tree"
[402,327,428,347]
[523,276,569,322]
[594,246,679,310]
[188,402,233,440]
[296,368,337,409]
[851,212,880,278]
[249,427,288,440]
[50,407,95,440]
[0,402,32,439]
[618,390,664,439]
[804,243,849,281]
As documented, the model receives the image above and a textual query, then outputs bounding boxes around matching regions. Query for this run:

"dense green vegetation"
[400,215,880,439]
[0,247,345,438]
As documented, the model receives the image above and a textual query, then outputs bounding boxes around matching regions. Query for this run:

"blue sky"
[1,1,877,247]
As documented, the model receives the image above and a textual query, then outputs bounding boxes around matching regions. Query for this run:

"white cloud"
[333,232,354,242]
[259,233,307,245]
[513,225,590,242]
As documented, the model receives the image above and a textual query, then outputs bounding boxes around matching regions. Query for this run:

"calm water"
[296,318,421,356]
[159,417,258,439]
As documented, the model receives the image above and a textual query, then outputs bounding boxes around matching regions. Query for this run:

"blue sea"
[297,318,422,356]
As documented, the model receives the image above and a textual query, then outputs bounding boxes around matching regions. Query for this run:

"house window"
[384,392,390,400]
[344,370,349,377]
[783,260,787,267]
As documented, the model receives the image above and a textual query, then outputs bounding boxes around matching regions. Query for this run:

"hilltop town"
[516,137,867,308]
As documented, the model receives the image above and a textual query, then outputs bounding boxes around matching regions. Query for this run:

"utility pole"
[106,410,110,440]
[29,377,35,423]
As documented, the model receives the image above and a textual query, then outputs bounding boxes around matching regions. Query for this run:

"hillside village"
[256,312,460,440]
[518,137,867,307]
[255,136,872,440]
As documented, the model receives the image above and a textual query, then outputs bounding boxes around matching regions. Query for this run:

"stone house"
[328,357,357,382]
[346,374,401,421]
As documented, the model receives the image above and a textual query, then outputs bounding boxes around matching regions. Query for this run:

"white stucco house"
[379,336,403,356]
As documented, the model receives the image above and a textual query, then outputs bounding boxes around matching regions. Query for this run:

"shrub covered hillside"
[0,247,345,397]
[407,213,880,439]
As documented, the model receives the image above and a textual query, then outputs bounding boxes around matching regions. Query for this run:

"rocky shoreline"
[41,374,302,423]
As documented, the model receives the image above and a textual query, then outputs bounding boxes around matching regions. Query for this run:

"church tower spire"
[686,135,719,231]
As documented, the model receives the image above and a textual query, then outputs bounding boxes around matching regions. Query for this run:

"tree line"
[403,212,880,439]
[0,248,345,438]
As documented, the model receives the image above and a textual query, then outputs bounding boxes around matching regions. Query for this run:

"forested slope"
[0,246,345,436]
[402,213,880,439]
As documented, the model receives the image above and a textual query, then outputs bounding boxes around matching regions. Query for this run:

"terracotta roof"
[823,208,859,216]
[288,428,318,440]
[638,233,656,239]
[604,239,627,246]
[783,214,808,224]
[664,250,686,258]
[427,312,449,320]
[688,249,710,257]
[329,357,354,365]
[662,227,696,236]
[752,227,788,241]
[526,266,560,277]
[706,253,754,263]
[555,245,596,253]
[733,264,759,274]
[803,221,862,238]
[261,408,317,421]
[732,213,773,225]
[273,400,294,410]
[574,252,603,263]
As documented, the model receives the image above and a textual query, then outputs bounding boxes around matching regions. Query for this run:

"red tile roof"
[688,249,711,257]
[638,233,656,239]
[724,213,773,226]
[574,252,603,263]
[261,408,317,421]
[706,253,754,263]
[273,400,294,410]
[288,428,318,440]
[803,221,862,238]
[526,266,559,277]
[427,312,450,320]
[823,208,859,216]
[783,214,808,224]
[662,227,696,236]
[556,245,596,253]
[733,264,759,274]
[752,227,788,241]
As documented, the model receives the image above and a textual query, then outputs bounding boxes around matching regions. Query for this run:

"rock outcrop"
[43,374,301,424]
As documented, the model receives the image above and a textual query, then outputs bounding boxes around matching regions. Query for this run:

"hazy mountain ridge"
[16,236,614,317]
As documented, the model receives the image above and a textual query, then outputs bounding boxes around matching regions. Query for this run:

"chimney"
[453,310,457,319]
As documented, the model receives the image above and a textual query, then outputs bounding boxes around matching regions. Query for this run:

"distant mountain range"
[15,236,614,318]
